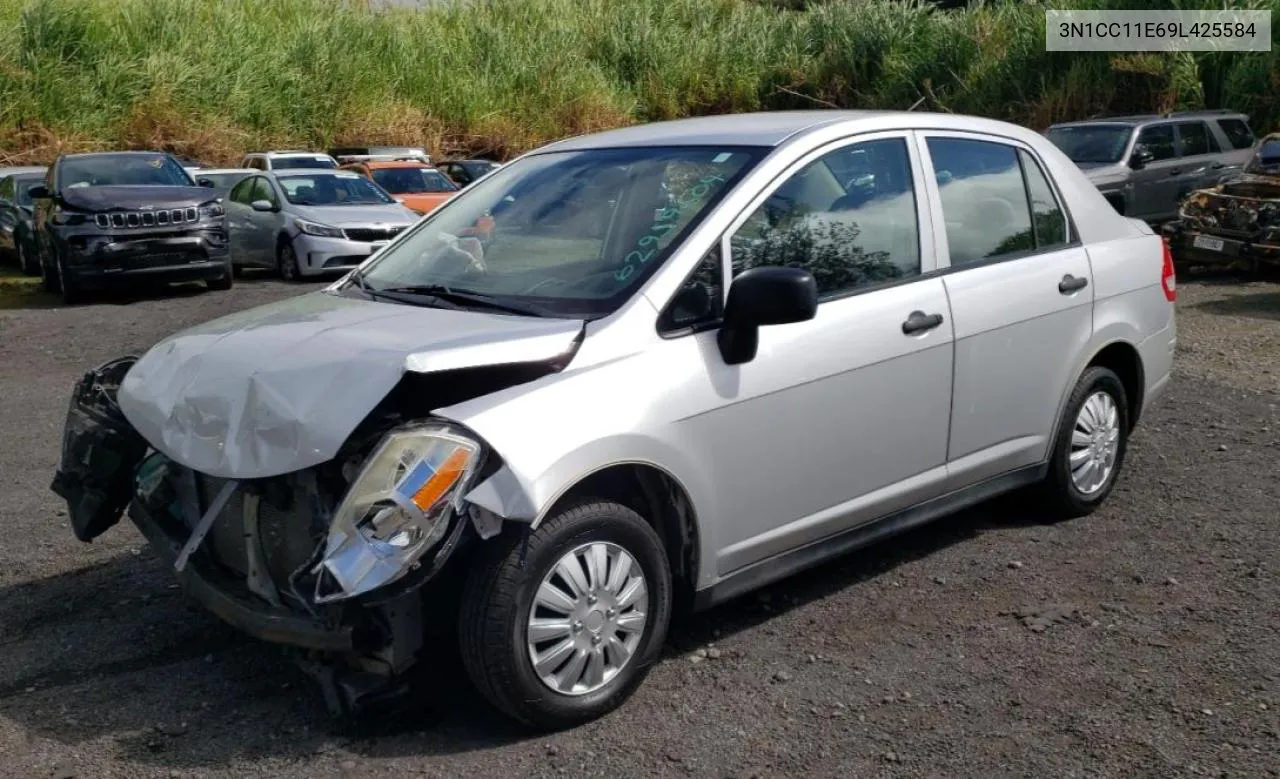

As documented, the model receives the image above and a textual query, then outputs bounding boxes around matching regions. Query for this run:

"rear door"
[1128,123,1182,222]
[918,133,1093,488]
[1173,120,1226,196]
[225,176,259,267]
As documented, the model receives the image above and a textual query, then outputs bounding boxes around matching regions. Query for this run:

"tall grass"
[0,0,1276,164]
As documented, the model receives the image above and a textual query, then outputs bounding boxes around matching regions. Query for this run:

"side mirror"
[717,266,818,365]
[197,177,215,188]
[28,185,50,200]
[1129,145,1154,170]
[250,199,276,212]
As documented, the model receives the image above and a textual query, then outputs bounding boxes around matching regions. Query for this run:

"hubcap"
[1069,390,1121,495]
[526,541,648,696]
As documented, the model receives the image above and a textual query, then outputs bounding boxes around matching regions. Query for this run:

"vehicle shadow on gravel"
[665,492,1047,652]
[1191,289,1280,322]
[0,494,1053,769]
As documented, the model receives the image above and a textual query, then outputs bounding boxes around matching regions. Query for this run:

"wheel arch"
[536,461,702,610]
[1086,339,1145,430]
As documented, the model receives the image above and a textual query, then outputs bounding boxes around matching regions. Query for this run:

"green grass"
[0,0,1276,164]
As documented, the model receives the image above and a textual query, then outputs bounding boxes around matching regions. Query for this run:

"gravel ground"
[0,272,1277,779]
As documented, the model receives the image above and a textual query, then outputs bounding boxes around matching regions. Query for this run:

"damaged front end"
[49,356,535,717]
[1164,138,1280,270]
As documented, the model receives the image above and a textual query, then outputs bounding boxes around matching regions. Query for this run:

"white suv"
[239,150,340,172]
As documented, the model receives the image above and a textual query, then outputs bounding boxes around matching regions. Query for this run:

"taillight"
[1161,237,1177,302]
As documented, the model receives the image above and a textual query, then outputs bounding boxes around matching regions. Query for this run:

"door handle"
[1058,274,1089,294]
[1168,169,1181,176]
[1210,162,1225,169]
[901,310,944,335]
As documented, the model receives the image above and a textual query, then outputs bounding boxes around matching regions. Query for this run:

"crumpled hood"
[61,185,218,212]
[117,291,583,479]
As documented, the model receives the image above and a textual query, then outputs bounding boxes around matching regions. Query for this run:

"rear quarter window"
[1216,118,1256,150]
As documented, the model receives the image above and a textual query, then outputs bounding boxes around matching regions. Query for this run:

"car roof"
[357,160,435,170]
[60,151,174,160]
[538,110,901,152]
[1050,111,1247,129]
[0,165,47,176]
[198,168,255,175]
[268,168,354,176]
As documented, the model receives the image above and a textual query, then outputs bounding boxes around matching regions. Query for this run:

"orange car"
[340,159,459,216]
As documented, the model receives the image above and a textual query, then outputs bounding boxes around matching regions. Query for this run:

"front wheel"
[206,262,234,291]
[277,241,301,282]
[458,499,672,730]
[1038,365,1129,518]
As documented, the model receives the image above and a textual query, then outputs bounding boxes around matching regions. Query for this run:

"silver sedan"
[224,168,419,279]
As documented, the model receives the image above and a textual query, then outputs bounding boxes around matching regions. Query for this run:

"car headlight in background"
[312,424,482,603]
[295,218,345,238]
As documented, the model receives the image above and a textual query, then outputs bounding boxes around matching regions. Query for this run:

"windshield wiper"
[374,284,552,317]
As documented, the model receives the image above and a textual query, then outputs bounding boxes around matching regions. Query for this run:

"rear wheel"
[277,241,301,282]
[458,499,672,730]
[1038,366,1129,518]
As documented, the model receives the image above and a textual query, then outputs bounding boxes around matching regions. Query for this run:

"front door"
[918,133,1094,487]
[1128,123,1183,222]
[660,132,956,576]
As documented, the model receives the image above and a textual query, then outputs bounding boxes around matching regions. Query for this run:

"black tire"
[1038,365,1129,518]
[53,250,84,304]
[458,498,672,730]
[231,263,244,279]
[278,241,301,282]
[206,264,234,291]
[39,243,61,294]
[16,237,38,276]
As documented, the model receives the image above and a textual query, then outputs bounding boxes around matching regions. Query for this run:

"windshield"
[371,167,459,194]
[1046,124,1134,164]
[59,154,194,188]
[272,156,338,170]
[278,172,396,206]
[357,146,762,318]
[15,178,42,206]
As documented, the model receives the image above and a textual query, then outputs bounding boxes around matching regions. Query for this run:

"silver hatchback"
[224,168,419,279]
[53,111,1177,731]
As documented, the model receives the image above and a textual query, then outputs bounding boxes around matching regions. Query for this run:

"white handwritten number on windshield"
[614,174,727,283]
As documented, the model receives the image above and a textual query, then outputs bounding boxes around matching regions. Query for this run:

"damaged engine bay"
[1165,132,1280,271]
[51,348,573,717]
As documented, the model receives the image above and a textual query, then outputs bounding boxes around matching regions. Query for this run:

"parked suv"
[1046,110,1257,223]
[240,150,340,172]
[30,152,232,303]
[0,167,47,274]
[52,111,1176,730]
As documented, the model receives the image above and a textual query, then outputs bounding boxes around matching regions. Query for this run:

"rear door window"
[1176,122,1217,156]
[1216,118,1256,150]
[1136,124,1177,161]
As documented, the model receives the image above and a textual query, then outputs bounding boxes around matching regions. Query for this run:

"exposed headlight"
[295,218,345,238]
[199,202,225,219]
[312,424,482,603]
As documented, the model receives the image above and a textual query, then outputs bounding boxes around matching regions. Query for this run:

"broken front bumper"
[1163,222,1280,268]
[49,357,478,716]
